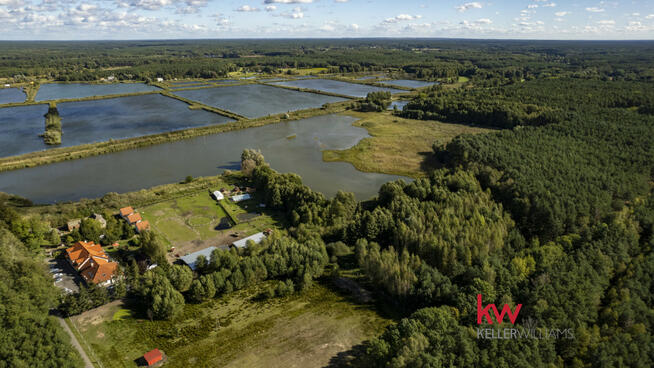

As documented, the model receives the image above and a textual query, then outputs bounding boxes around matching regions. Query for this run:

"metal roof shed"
[231,193,251,202]
[180,246,218,270]
[232,232,266,249]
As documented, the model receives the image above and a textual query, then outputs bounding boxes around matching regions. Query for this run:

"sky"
[1,1,653,40]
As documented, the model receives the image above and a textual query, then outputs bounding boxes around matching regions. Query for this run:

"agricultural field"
[69,282,390,368]
[140,188,280,259]
[323,111,493,177]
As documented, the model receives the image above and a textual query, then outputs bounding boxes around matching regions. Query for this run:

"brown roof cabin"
[142,349,164,366]
[119,206,134,219]
[135,220,150,234]
[127,213,143,225]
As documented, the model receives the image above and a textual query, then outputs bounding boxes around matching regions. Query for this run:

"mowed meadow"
[70,283,391,368]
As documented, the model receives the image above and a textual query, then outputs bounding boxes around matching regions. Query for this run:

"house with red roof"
[135,220,150,234]
[126,212,143,225]
[65,241,119,286]
[119,206,134,220]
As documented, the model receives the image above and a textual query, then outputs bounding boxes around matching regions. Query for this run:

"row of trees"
[0,212,83,366]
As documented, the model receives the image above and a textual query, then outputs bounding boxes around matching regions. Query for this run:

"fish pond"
[173,84,346,118]
[35,83,160,101]
[0,114,407,203]
[271,79,403,98]
[0,94,232,158]
[379,80,438,89]
[0,88,26,104]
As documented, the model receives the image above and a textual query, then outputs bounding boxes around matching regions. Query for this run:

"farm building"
[231,193,251,202]
[180,246,217,270]
[119,206,134,219]
[135,220,150,233]
[127,212,143,225]
[213,190,224,201]
[232,232,266,249]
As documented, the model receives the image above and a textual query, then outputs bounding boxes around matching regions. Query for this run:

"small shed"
[213,190,224,201]
[142,348,163,366]
[91,213,107,228]
[67,219,81,232]
[232,232,266,249]
[231,193,251,202]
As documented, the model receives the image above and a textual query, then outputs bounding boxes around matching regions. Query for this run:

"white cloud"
[264,0,313,3]
[646,14,654,19]
[542,2,556,7]
[597,20,615,25]
[348,23,359,31]
[475,18,492,24]
[527,5,538,9]
[128,0,174,11]
[265,5,276,11]
[335,0,349,2]
[554,11,569,17]
[455,2,482,13]
[275,6,304,18]
[585,7,605,13]
[383,14,422,24]
[320,23,335,31]
[236,5,259,12]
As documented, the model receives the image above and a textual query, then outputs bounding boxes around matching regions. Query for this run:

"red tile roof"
[126,213,142,224]
[65,241,104,268]
[143,349,163,366]
[135,220,150,233]
[119,206,134,217]
[65,241,118,284]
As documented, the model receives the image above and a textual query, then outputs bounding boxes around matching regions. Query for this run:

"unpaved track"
[57,316,94,368]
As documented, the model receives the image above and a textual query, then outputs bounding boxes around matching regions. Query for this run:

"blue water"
[0,88,26,104]
[173,84,347,118]
[271,79,403,98]
[379,80,438,89]
[35,83,160,101]
[0,94,232,158]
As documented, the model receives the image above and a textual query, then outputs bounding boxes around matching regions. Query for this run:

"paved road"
[57,316,94,368]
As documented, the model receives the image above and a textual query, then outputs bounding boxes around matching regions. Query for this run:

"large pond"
[0,114,407,203]
[173,84,346,118]
[35,83,160,101]
[0,104,49,157]
[0,94,232,158]
[380,80,438,89]
[0,88,26,104]
[271,79,403,98]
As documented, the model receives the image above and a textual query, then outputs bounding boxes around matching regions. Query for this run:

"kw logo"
[477,294,522,325]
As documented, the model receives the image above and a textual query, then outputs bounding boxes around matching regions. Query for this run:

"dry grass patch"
[323,111,492,177]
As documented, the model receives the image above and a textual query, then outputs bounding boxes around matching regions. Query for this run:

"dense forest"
[1,39,653,82]
[1,40,653,367]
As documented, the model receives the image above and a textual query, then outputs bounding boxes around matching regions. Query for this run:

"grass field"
[71,283,391,368]
[323,111,493,178]
[140,188,280,257]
